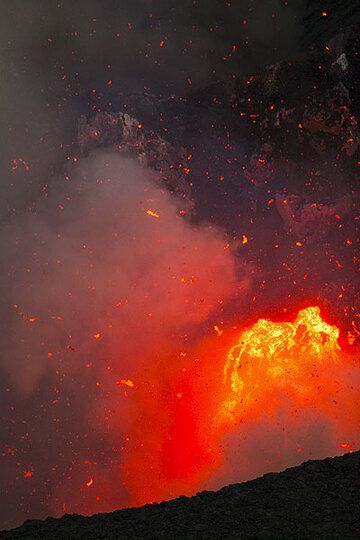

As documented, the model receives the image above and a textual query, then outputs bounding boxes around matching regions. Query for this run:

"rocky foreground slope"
[1,451,359,539]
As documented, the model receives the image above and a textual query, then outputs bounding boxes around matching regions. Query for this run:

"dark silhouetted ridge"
[1,451,359,539]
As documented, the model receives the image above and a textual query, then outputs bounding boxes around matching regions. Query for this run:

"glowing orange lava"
[65,306,358,519]
[219,306,340,422]
[121,306,359,508]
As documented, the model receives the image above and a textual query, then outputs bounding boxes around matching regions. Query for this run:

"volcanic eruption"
[0,0,359,533]
[117,305,359,511]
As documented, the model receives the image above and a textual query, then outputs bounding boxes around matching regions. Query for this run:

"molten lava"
[220,306,340,422]
[122,306,359,508]
[56,306,359,518]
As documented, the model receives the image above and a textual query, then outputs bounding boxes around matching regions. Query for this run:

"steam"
[1,151,245,394]
[0,149,252,523]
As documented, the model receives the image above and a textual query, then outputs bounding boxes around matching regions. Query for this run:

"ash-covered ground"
[1,451,359,539]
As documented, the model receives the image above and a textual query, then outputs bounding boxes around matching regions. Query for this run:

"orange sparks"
[339,443,353,452]
[94,333,101,339]
[86,479,94,487]
[214,325,223,337]
[146,209,160,219]
[241,234,248,245]
[116,379,134,388]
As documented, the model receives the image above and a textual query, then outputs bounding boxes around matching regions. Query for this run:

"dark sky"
[0,0,308,221]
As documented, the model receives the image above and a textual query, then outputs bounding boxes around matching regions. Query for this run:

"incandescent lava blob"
[221,306,341,421]
[122,306,359,507]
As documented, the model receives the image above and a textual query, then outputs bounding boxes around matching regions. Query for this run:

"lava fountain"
[122,306,359,507]
[220,306,342,422]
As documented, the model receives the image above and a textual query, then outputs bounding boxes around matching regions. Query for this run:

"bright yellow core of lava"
[220,307,340,421]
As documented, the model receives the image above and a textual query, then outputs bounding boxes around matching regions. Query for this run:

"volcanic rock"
[274,193,352,242]
[1,451,359,539]
[78,111,192,205]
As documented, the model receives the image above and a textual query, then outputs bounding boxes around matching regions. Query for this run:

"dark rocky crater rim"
[1,451,359,539]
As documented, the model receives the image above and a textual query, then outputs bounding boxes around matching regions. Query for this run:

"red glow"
[119,306,359,507]
[51,306,359,519]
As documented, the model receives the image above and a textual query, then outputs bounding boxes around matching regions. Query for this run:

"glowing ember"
[214,325,224,337]
[116,379,134,388]
[339,442,353,452]
[146,209,160,218]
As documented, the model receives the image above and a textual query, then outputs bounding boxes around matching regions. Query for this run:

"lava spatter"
[121,307,359,508]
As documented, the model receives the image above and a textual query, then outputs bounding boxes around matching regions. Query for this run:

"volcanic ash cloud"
[0,151,249,396]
